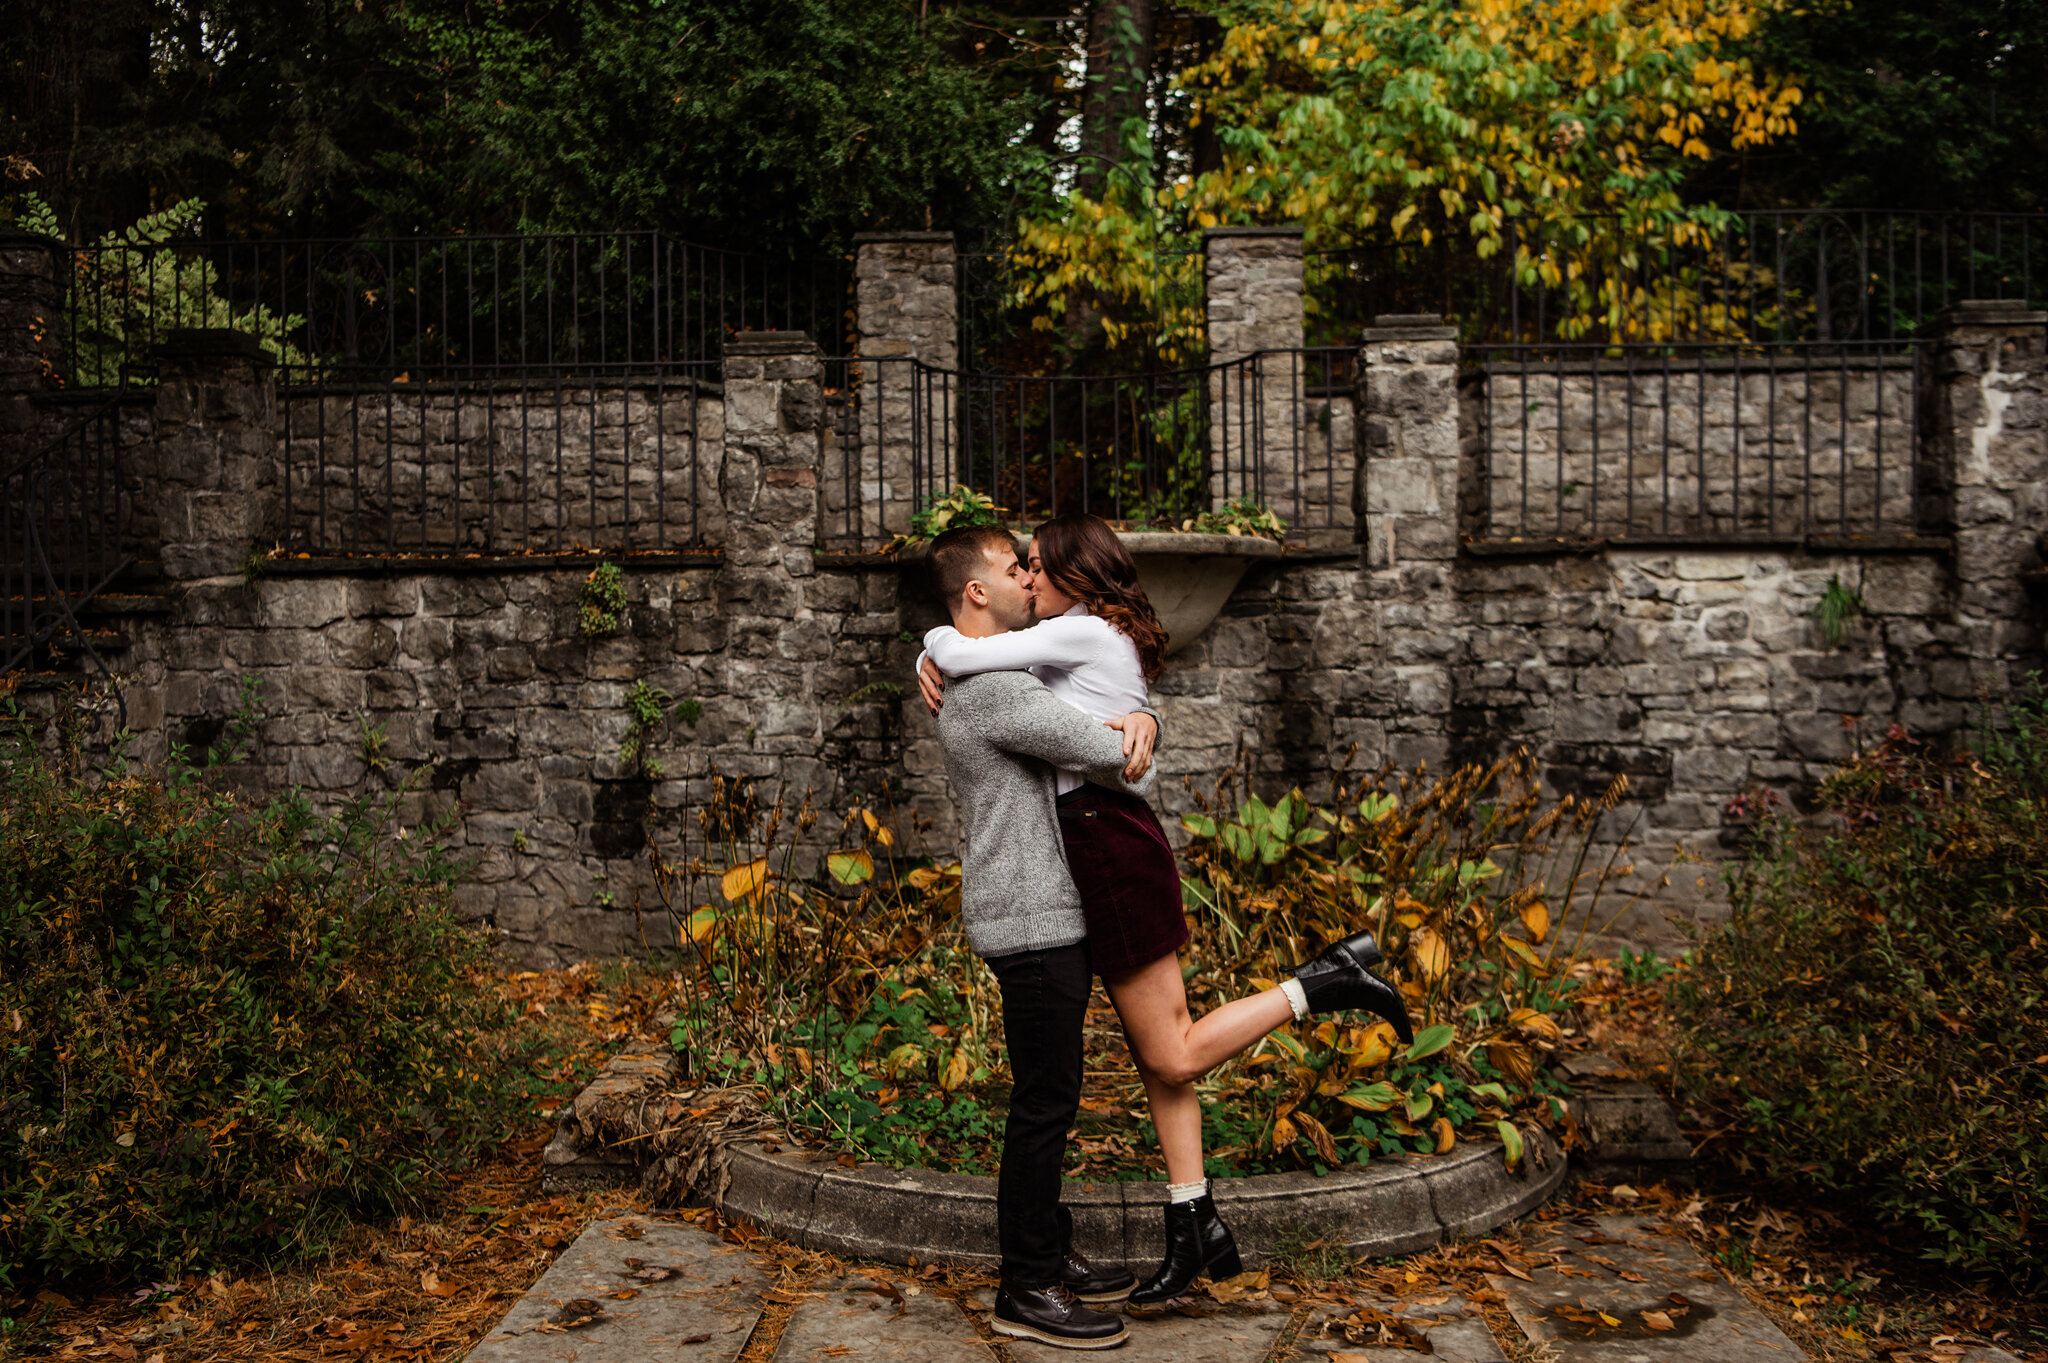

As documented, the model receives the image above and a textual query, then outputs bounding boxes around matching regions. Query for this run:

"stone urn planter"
[1117,531,1283,655]
[898,529,1282,656]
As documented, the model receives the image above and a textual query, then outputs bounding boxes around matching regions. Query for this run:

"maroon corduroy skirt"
[1056,785,1189,979]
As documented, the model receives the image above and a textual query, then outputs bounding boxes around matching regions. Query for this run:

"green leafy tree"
[1011,0,1805,348]
[5,193,311,386]
[360,0,1032,245]
[1739,0,2048,210]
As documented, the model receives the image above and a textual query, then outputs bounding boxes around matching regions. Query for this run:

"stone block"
[1700,712,1778,749]
[260,579,349,629]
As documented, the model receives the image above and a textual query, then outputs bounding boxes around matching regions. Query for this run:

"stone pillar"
[1923,299,2048,687]
[151,328,280,579]
[0,232,66,463]
[1203,227,1305,533]
[1359,313,1462,767]
[718,331,832,784]
[853,232,957,543]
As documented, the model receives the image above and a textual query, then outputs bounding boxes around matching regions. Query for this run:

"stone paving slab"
[769,1277,993,1363]
[1491,1214,1806,1363]
[968,1289,1293,1361]
[1290,1292,1504,1362]
[466,1212,767,1363]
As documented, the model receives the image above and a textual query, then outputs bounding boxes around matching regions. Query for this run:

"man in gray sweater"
[926,523,1158,1350]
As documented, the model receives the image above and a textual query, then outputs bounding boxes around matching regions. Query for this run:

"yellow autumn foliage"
[1011,0,1803,351]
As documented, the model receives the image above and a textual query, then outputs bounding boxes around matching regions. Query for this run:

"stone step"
[1490,1213,1807,1362]
[770,1277,993,1363]
[968,1287,1294,1362]
[465,1211,767,1362]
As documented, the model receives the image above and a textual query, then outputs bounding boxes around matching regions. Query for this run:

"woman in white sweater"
[918,512,1411,1304]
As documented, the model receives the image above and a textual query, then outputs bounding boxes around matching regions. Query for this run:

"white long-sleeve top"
[921,605,1150,796]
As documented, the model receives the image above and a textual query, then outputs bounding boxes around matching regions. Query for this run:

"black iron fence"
[57,230,851,390]
[278,371,715,556]
[2,403,133,671]
[44,230,852,555]
[834,349,1356,542]
[1465,341,1923,542]
[1314,210,2048,346]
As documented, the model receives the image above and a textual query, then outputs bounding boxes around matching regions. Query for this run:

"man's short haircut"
[929,523,1020,611]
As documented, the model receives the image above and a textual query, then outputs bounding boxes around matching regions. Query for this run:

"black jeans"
[984,940,1091,1288]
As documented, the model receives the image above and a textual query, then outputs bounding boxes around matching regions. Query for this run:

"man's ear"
[962,577,991,608]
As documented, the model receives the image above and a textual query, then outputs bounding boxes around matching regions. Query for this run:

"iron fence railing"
[1314,210,2048,347]
[1465,341,1923,542]
[278,369,713,556]
[2,403,133,672]
[854,349,1356,541]
[57,231,852,390]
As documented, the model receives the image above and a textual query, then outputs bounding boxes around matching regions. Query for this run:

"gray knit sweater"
[935,670,1158,959]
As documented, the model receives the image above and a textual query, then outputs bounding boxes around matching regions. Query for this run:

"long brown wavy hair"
[1032,513,1170,681]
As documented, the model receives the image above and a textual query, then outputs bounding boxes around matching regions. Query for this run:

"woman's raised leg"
[1104,953,1294,1186]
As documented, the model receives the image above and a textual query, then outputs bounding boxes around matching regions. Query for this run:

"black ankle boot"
[1128,1193,1243,1305]
[1060,1245,1136,1303]
[1291,929,1414,1043]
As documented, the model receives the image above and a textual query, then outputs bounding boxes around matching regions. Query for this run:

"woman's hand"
[918,656,946,714]
[1106,711,1157,782]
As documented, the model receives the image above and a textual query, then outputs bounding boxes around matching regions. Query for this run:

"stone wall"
[10,218,2047,961]
[1467,356,1920,541]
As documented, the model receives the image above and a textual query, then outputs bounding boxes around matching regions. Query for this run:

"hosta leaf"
[1180,813,1218,838]
[1412,927,1450,980]
[939,1047,972,1092]
[1294,1108,1342,1165]
[1520,898,1550,944]
[1406,1023,1456,1061]
[680,905,719,945]
[1488,1040,1536,1090]
[826,849,874,885]
[1359,793,1398,822]
[1339,1081,1403,1112]
[1431,1117,1456,1154]
[720,857,770,903]
[1495,1120,1524,1169]
[1405,1091,1435,1122]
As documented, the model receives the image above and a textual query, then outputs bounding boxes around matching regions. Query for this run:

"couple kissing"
[917,513,1412,1350]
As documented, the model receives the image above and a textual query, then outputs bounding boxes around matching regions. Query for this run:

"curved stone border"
[718,1130,1565,1273]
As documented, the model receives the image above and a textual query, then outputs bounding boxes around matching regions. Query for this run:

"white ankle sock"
[1279,976,1309,1020]
[1167,1179,1208,1204]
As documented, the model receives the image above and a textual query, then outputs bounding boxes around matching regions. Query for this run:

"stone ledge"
[1462,532,1952,558]
[852,230,958,244]
[260,550,722,575]
[727,331,821,355]
[1202,225,1304,241]
[718,1129,1566,1273]
[1937,298,2048,329]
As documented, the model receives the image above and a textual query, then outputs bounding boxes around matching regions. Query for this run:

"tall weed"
[0,699,529,1286]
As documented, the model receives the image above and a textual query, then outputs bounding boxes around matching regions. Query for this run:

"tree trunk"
[1078,0,1156,199]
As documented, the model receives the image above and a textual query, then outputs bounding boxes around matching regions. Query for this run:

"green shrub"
[1676,695,2048,1288]
[0,707,528,1286]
